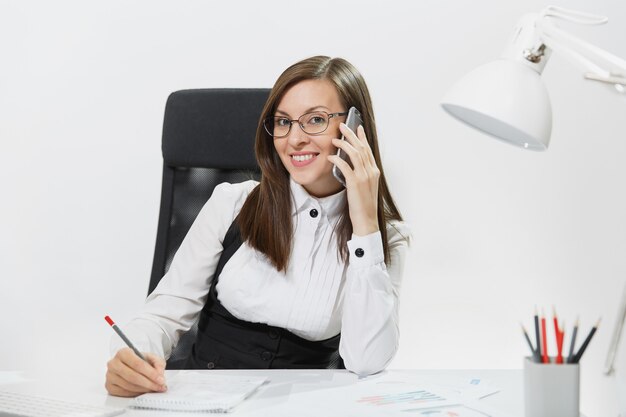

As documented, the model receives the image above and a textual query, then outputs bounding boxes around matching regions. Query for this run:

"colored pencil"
[541,310,548,363]
[558,321,565,364]
[567,318,579,364]
[572,318,601,364]
[534,307,542,363]
[521,324,537,360]
[553,307,564,364]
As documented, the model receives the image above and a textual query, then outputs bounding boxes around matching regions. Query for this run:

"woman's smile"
[290,152,320,167]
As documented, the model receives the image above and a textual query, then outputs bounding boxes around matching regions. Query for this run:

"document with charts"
[131,372,267,412]
[283,373,507,417]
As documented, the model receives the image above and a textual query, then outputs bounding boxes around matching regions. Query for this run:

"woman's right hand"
[105,348,167,397]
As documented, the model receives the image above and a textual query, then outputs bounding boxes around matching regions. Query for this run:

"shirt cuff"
[347,231,385,268]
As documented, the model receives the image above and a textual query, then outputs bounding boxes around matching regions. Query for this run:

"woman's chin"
[292,176,342,198]
[289,170,318,186]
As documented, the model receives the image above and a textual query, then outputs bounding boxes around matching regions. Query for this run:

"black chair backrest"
[149,88,270,368]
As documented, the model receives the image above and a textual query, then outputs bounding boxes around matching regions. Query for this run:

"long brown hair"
[237,56,403,272]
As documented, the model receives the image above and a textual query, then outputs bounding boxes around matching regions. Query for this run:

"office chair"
[149,88,269,369]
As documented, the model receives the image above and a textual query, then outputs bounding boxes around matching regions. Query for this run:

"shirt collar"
[289,177,346,219]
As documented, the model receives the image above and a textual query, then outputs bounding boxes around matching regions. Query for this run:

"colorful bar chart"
[358,390,447,406]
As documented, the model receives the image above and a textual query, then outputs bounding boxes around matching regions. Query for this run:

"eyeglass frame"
[263,111,349,138]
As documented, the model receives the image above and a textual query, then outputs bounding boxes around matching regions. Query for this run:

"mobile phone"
[332,106,363,187]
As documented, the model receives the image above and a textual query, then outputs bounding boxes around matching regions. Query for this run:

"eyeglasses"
[263,111,348,138]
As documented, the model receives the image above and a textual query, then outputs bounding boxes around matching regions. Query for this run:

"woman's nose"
[286,123,310,146]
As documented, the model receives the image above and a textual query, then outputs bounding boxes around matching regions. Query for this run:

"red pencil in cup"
[557,320,565,364]
[553,307,565,364]
[105,315,147,362]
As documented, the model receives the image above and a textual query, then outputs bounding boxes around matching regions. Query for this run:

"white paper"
[131,372,267,412]
[278,373,507,417]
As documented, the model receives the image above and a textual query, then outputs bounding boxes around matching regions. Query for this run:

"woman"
[105,55,410,397]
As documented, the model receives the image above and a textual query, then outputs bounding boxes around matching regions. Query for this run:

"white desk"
[0,369,615,416]
[0,369,520,416]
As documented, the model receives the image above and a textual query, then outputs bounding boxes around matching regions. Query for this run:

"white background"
[1,0,624,415]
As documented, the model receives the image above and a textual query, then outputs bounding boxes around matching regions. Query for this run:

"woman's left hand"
[327,123,380,236]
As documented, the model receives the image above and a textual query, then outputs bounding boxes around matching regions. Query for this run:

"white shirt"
[111,178,410,375]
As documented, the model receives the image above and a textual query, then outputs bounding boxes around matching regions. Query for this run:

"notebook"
[130,372,267,413]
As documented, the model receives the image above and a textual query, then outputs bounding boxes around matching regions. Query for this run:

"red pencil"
[557,323,565,364]
[553,307,564,364]
[105,315,147,362]
[541,310,548,363]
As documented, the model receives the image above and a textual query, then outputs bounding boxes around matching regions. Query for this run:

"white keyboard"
[0,391,125,417]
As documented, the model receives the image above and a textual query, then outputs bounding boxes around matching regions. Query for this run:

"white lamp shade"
[441,59,552,151]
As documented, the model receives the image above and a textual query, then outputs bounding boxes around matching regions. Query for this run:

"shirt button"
[261,351,273,361]
[309,209,318,218]
[355,248,365,258]
[207,362,215,369]
[268,329,279,339]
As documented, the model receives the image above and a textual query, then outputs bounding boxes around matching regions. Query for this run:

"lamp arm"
[534,7,626,86]
[605,282,626,375]
[539,26,609,76]
[539,5,608,26]
[540,23,626,78]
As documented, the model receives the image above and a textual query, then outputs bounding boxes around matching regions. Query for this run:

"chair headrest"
[162,88,270,169]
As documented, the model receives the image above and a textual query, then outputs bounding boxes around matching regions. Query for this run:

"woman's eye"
[308,116,326,125]
[276,118,290,126]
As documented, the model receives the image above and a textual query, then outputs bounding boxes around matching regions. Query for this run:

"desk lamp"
[440,6,626,151]
[440,6,626,413]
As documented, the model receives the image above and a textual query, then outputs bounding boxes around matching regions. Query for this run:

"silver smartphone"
[332,106,363,186]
